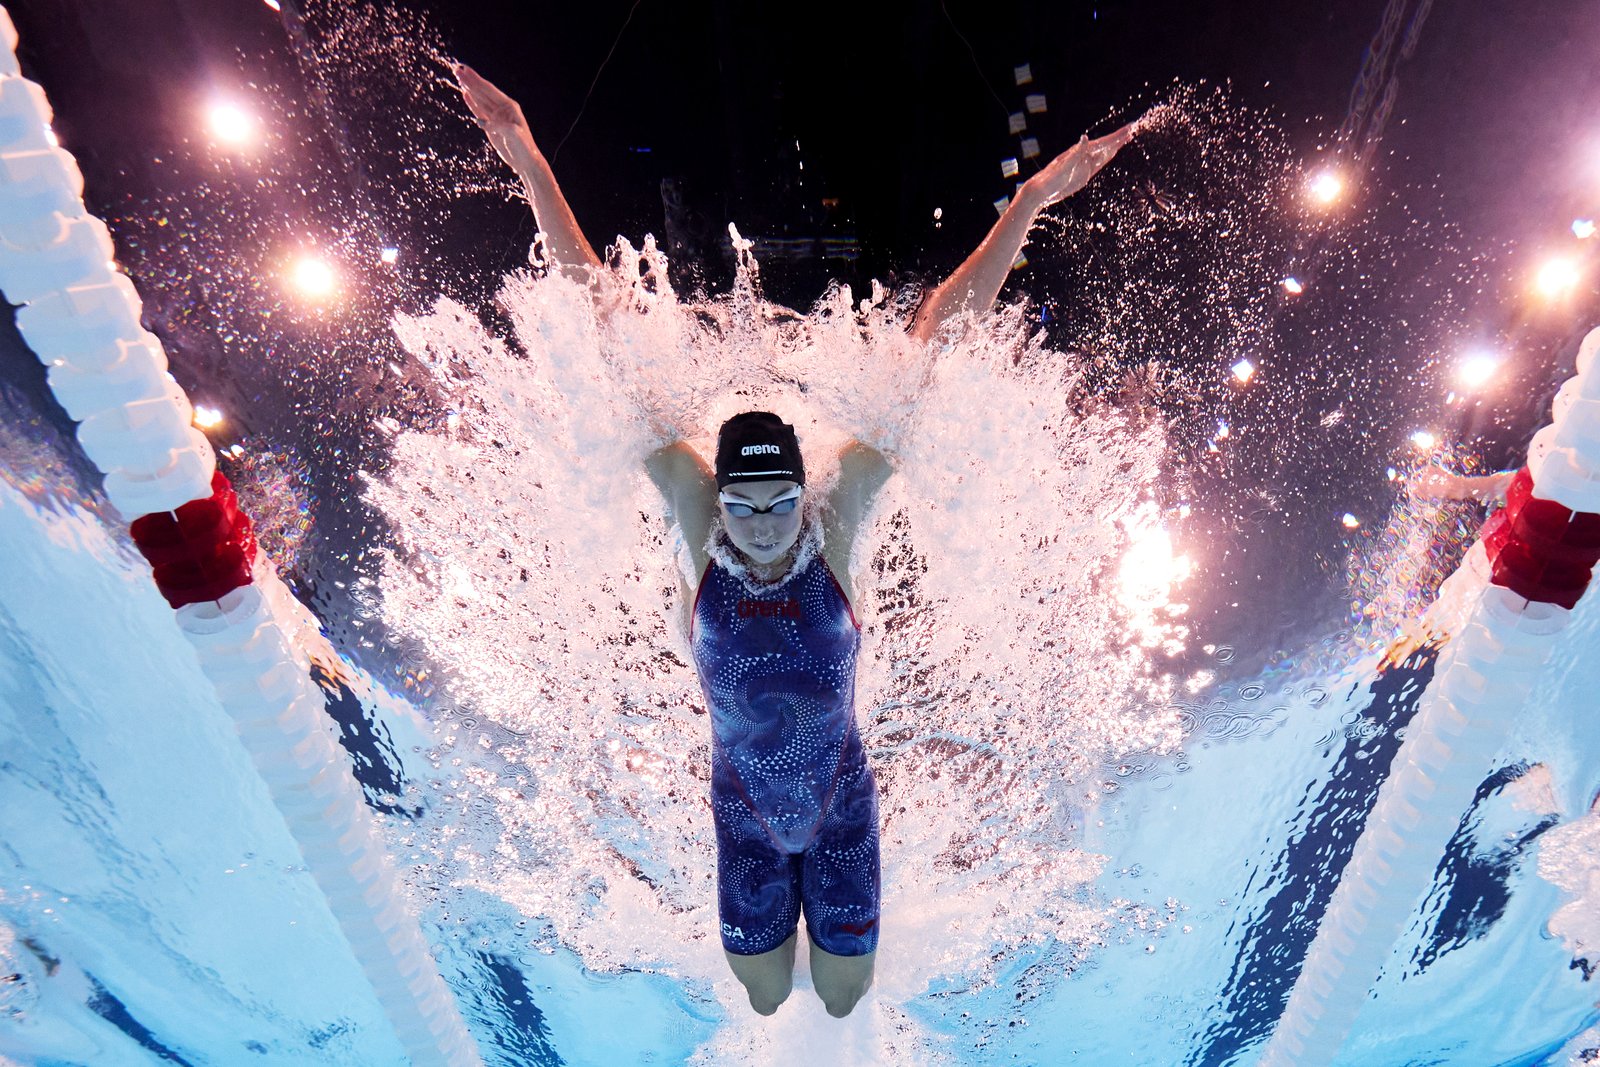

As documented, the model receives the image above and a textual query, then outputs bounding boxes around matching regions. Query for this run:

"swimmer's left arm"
[822,442,893,583]
[908,123,1135,347]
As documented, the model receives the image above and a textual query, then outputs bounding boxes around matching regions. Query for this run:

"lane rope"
[1261,324,1600,1066]
[0,10,483,1064]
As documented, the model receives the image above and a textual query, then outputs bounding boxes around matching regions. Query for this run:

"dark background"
[16,1,1599,300]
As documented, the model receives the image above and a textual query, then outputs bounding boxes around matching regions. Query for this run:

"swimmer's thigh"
[723,931,798,1016]
[800,764,880,957]
[712,787,803,956]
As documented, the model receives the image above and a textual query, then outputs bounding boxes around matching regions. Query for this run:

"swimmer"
[1408,465,1517,504]
[457,61,1133,1018]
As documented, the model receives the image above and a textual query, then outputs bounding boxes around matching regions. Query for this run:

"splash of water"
[228,437,320,579]
[363,223,1196,1056]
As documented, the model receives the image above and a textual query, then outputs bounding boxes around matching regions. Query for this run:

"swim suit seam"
[821,558,861,631]
[688,563,711,641]
[804,727,857,853]
[713,741,792,855]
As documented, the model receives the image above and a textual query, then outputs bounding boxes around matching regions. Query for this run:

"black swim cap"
[715,411,805,489]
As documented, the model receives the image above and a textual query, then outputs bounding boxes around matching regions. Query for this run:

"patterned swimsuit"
[690,531,880,957]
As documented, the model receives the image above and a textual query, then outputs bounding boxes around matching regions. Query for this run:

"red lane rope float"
[1482,467,1600,609]
[0,14,485,1061]
[1263,328,1600,1067]
[128,470,258,609]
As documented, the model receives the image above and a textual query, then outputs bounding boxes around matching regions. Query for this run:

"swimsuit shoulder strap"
[816,555,860,630]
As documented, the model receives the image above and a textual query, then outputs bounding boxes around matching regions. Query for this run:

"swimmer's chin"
[734,540,792,565]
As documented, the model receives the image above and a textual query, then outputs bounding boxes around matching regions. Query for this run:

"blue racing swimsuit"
[690,533,880,957]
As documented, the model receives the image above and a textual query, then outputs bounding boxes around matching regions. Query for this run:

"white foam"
[1538,804,1600,966]
[365,246,1196,1060]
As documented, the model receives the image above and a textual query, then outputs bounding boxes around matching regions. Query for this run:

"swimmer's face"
[719,479,804,566]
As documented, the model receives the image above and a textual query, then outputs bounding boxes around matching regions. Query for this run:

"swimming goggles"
[719,487,803,517]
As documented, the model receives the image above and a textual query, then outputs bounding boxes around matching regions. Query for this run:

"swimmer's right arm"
[456,63,603,275]
[645,442,717,579]
[1408,467,1517,503]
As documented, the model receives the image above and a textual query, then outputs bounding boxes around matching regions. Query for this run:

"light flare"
[206,101,257,146]
[1457,351,1501,388]
[193,405,224,429]
[1409,430,1437,450]
[1535,256,1582,300]
[290,255,337,299]
[1308,170,1344,205]
[1575,219,1596,240]
[1116,505,1193,653]
[1231,358,1256,385]
[1282,276,1304,294]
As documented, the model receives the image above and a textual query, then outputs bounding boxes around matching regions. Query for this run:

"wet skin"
[719,479,804,580]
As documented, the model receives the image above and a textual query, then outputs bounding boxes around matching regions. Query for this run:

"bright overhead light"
[1535,256,1582,300]
[1409,430,1437,450]
[1282,276,1305,294]
[207,101,257,146]
[1458,351,1502,388]
[1308,170,1344,205]
[291,255,337,298]
[1231,358,1256,384]
[1574,219,1596,240]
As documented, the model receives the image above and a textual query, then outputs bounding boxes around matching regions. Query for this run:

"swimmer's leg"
[802,754,880,1018]
[712,769,801,1016]
[809,939,875,1018]
[724,932,798,1016]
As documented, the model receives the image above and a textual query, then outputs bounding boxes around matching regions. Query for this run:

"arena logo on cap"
[741,444,782,456]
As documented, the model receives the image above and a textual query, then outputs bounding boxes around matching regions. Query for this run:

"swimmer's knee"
[820,981,869,1017]
[740,968,792,1015]
[814,968,872,1018]
[749,990,788,1016]
[823,995,858,1018]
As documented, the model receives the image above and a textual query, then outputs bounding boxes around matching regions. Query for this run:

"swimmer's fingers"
[454,62,528,132]
[1406,466,1457,500]
[1025,121,1137,205]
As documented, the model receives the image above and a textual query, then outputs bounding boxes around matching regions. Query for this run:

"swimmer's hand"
[456,62,540,164]
[1023,122,1136,208]
[453,61,603,274]
[1407,465,1460,500]
[1407,465,1516,503]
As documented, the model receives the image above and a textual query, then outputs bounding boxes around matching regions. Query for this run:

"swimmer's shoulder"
[646,441,716,582]
[820,442,893,609]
